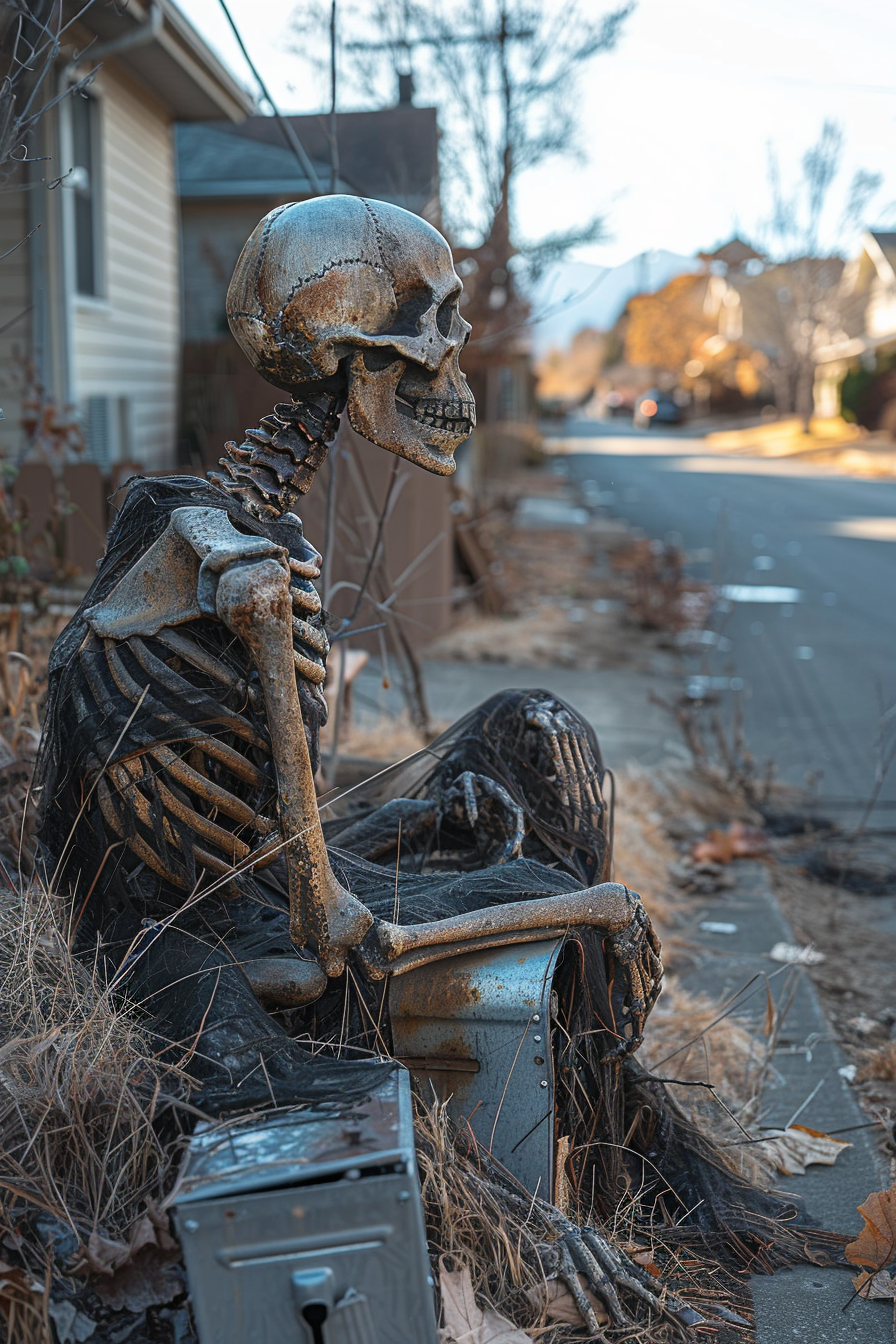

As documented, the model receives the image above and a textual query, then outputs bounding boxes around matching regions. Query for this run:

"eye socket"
[391,291,432,336]
[362,348,400,372]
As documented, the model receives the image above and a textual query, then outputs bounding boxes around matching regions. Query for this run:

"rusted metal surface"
[177,1067,413,1200]
[390,939,567,1199]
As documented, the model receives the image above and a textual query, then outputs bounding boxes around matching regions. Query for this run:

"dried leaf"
[852,1269,896,1299]
[692,829,736,864]
[90,1254,183,1314]
[691,822,766,865]
[127,1207,177,1257]
[0,1261,43,1296]
[845,1183,896,1273]
[84,1231,130,1276]
[525,1277,610,1327]
[631,1249,662,1278]
[0,1259,45,1322]
[439,1260,533,1343]
[760,1124,851,1176]
[47,1299,97,1343]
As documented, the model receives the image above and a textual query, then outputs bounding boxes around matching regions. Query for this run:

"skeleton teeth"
[409,398,474,430]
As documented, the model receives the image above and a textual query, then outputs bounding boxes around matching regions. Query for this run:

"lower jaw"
[414,442,457,475]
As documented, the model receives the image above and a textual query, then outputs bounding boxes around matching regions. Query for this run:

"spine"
[210,391,344,519]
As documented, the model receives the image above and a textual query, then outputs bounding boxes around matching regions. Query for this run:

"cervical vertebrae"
[210,390,344,520]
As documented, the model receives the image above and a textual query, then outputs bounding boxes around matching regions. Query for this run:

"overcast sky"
[175,0,896,267]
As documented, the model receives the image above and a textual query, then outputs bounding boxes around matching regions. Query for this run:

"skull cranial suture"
[226,195,476,476]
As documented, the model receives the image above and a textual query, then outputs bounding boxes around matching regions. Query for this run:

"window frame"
[69,89,104,301]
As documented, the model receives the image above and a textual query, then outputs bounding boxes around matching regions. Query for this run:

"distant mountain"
[529,250,702,354]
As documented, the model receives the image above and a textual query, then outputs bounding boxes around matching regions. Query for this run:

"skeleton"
[54,195,661,1008]
[36,197,680,1331]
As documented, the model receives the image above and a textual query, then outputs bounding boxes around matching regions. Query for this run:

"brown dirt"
[427,471,677,672]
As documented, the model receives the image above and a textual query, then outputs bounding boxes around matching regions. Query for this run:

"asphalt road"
[548,420,896,819]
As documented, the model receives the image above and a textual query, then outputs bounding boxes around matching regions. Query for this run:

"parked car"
[633,389,683,428]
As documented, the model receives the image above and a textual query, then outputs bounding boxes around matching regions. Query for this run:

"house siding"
[72,66,180,468]
[0,180,33,457]
[867,277,896,341]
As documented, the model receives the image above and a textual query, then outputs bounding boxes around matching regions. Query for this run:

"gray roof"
[175,124,335,198]
[870,231,896,277]
[176,107,440,218]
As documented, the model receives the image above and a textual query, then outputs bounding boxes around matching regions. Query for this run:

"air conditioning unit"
[82,395,133,470]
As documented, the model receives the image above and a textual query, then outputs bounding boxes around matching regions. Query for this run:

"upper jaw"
[396,392,476,436]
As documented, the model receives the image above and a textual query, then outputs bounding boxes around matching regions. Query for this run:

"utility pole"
[343,12,534,108]
[328,0,339,193]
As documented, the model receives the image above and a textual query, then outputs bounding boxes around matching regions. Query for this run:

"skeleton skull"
[227,195,476,475]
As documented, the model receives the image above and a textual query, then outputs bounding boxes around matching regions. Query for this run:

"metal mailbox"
[389,937,570,1201]
[173,1064,437,1344]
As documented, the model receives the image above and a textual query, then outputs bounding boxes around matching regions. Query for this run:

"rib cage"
[69,563,329,899]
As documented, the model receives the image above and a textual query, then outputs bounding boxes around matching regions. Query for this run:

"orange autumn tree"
[624,272,714,374]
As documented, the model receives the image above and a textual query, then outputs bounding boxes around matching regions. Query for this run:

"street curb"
[681,860,891,1342]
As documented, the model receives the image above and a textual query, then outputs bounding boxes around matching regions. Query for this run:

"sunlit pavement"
[548,419,896,822]
[548,422,896,1342]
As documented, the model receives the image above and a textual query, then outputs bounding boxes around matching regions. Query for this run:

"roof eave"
[70,0,254,122]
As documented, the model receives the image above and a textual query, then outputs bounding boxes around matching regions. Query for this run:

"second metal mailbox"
[173,1064,436,1344]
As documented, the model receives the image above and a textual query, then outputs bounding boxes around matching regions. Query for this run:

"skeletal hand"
[536,1219,703,1339]
[603,897,663,1057]
[534,715,605,832]
[437,770,525,863]
[465,1160,702,1340]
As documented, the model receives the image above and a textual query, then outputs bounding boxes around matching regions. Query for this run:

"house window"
[71,93,100,296]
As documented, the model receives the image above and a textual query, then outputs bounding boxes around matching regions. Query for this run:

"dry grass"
[612,767,679,930]
[415,1100,694,1343]
[856,1042,896,1084]
[0,877,190,1333]
[0,631,52,870]
[639,979,778,1188]
[611,765,789,1185]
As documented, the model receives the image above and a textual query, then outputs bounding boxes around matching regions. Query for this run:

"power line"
[343,28,534,51]
[216,0,324,195]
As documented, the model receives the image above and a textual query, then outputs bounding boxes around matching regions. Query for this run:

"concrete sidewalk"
[354,657,693,773]
[686,863,890,1342]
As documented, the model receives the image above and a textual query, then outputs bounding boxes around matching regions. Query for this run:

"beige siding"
[0,178,33,458]
[72,66,180,468]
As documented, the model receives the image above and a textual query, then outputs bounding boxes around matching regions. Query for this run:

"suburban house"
[815,231,896,428]
[0,0,252,476]
[0,18,472,638]
[615,239,771,415]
